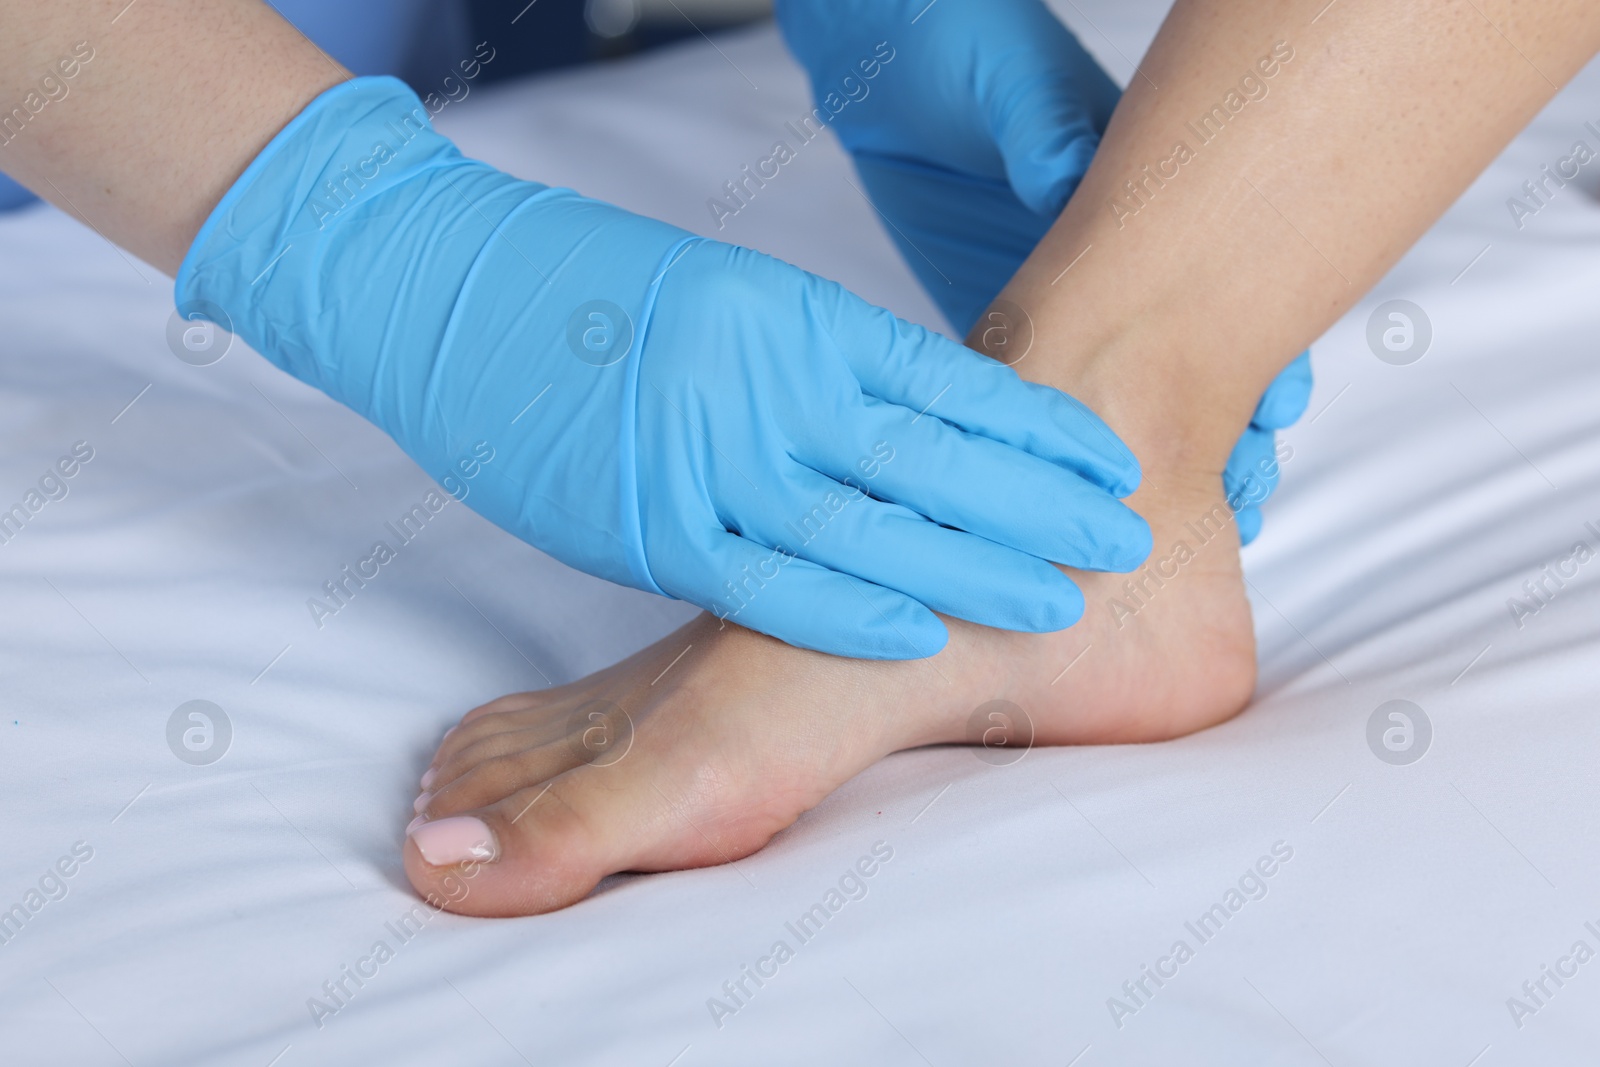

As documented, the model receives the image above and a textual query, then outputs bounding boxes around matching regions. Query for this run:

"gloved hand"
[177,76,1152,660]
[1225,351,1314,544]
[775,0,1117,335]
[776,0,1314,545]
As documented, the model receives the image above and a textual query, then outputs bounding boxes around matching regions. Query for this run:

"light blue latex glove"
[775,0,1118,335]
[177,77,1153,660]
[776,0,1314,544]
[1224,351,1314,544]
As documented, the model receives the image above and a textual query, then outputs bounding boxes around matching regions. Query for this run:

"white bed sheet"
[4,5,1600,1064]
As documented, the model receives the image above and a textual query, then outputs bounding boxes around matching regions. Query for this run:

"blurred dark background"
[0,0,774,212]
[466,0,772,78]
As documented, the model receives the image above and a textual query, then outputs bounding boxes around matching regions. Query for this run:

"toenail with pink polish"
[413,792,432,813]
[409,816,497,866]
[406,813,427,834]
[420,767,437,789]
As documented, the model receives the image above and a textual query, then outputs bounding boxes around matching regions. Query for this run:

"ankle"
[1075,349,1219,490]
[976,295,1263,490]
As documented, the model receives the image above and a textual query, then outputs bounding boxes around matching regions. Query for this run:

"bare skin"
[3,0,1597,916]
[409,476,1254,915]
[0,0,344,274]
[407,0,1600,915]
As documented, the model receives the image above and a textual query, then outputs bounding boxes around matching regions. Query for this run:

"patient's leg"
[996,0,1600,458]
[404,0,1600,916]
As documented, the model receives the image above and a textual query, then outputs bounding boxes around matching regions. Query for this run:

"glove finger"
[825,287,1140,495]
[801,395,1152,573]
[743,469,1085,634]
[1235,505,1264,547]
[986,22,1121,216]
[1223,424,1281,511]
[1252,350,1314,429]
[675,530,948,660]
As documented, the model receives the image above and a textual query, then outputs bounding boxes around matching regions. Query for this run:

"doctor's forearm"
[0,0,345,275]
[983,0,1600,472]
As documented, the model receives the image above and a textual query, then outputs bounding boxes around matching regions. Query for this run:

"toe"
[460,691,545,725]
[426,696,571,779]
[403,752,783,917]
[428,726,554,793]
[422,741,586,818]
[427,695,636,791]
[404,771,640,916]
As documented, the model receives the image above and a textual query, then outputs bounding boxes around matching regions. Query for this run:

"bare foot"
[404,437,1257,915]
[1010,474,1258,746]
[405,614,956,915]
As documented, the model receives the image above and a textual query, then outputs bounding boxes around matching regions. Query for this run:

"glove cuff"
[174,75,687,598]
[175,77,491,389]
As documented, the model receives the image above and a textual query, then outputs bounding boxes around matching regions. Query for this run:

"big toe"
[402,758,774,917]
